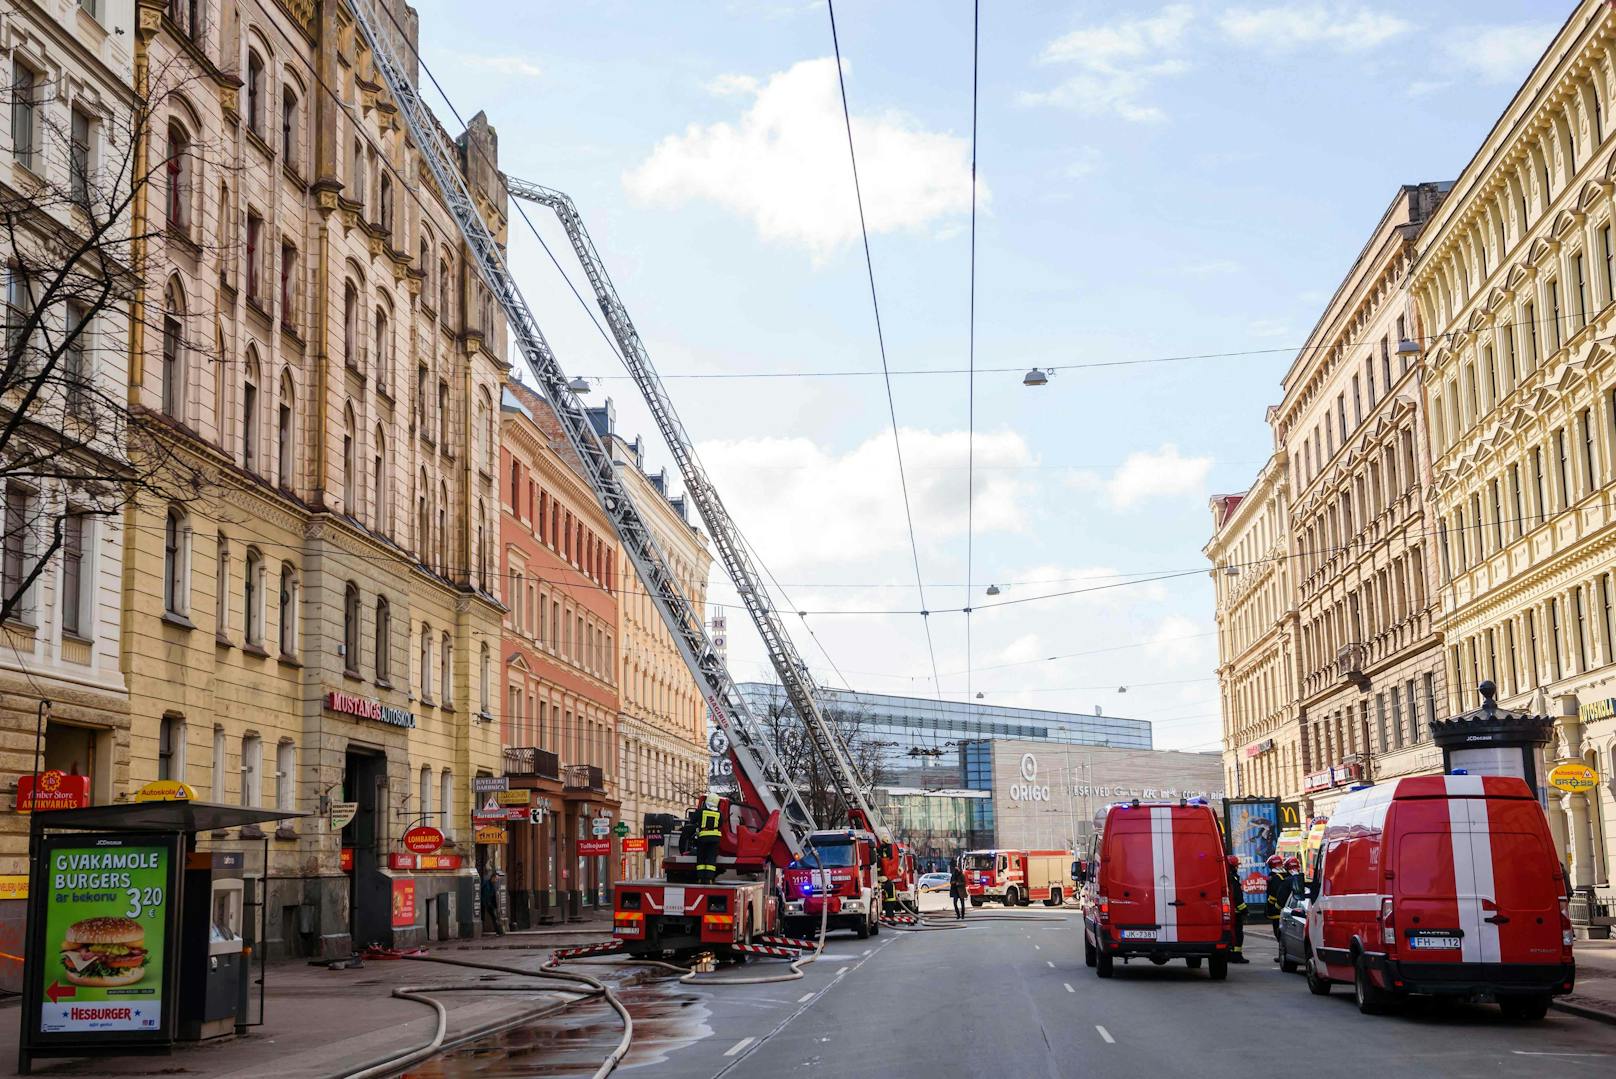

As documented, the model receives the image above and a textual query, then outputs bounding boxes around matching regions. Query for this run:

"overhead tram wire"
[964,0,980,707]
[824,0,946,702]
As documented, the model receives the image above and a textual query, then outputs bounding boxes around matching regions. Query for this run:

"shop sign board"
[17,771,91,814]
[621,838,647,854]
[391,879,415,928]
[329,802,359,831]
[0,874,27,900]
[402,826,445,854]
[578,839,610,856]
[387,853,463,871]
[493,790,531,807]
[1577,698,1616,723]
[613,822,629,838]
[324,689,416,730]
[23,832,181,1053]
[132,781,195,803]
[591,816,611,837]
[475,826,508,845]
[472,776,509,793]
[1549,762,1600,794]
[339,848,355,873]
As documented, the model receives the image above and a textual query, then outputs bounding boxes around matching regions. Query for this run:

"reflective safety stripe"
[1151,806,1177,943]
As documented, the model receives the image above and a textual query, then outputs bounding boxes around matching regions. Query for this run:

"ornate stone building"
[1409,0,1616,901]
[122,0,506,955]
[1205,456,1299,802]
[1277,183,1449,815]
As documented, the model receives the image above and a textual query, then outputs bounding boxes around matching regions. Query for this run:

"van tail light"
[1379,897,1395,946]
[1221,895,1231,924]
[1097,895,1110,922]
[1561,899,1575,950]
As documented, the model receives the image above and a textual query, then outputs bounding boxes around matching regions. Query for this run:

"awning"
[30,800,306,834]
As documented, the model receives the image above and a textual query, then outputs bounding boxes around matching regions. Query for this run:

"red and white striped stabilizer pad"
[881,912,920,925]
[754,934,818,951]
[732,942,809,959]
[549,939,626,963]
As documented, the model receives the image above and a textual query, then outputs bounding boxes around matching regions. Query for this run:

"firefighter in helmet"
[695,794,723,885]
[1264,853,1292,956]
[1225,854,1250,963]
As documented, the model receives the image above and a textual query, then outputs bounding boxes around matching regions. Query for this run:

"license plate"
[1408,935,1460,950]
[1121,929,1157,940]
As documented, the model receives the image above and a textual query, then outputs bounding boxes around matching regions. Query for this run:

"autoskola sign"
[1008,753,1052,803]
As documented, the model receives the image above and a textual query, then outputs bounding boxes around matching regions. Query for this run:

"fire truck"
[962,849,1072,906]
[782,829,883,939]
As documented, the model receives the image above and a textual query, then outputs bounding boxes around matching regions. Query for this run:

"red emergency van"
[1080,801,1234,980]
[1303,774,1575,1019]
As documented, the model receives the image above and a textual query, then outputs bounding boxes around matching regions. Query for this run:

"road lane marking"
[1064,983,1075,993]
[1034,944,1041,950]
[725,1038,755,1057]
[797,992,814,1003]
[1513,1051,1609,1058]
[861,949,871,957]
[1096,1026,1115,1044]
[1046,961,1055,968]
[837,966,849,974]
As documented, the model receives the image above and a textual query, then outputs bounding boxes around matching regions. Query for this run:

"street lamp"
[567,375,592,394]
[1023,368,1050,387]
[1395,338,1422,357]
[985,584,1001,596]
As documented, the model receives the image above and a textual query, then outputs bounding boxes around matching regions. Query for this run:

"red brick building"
[498,382,621,924]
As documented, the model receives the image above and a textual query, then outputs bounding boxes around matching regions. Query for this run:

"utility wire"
[824,0,944,699]
[965,0,980,707]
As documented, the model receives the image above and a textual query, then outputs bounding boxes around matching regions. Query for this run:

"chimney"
[585,398,616,439]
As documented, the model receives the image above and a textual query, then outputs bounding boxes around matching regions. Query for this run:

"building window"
[1555,428,1570,510]
[158,715,185,782]
[278,563,297,657]
[245,50,265,137]
[1575,586,1590,673]
[438,381,451,446]
[11,61,38,171]
[379,174,394,235]
[373,427,389,532]
[276,740,295,812]
[1575,253,1589,331]
[479,643,490,713]
[1580,407,1597,496]
[343,582,361,673]
[280,241,297,324]
[440,770,453,837]
[1550,598,1564,681]
[440,632,452,707]
[165,122,190,234]
[242,357,260,472]
[375,596,391,683]
[69,106,94,207]
[343,281,359,367]
[161,284,184,418]
[163,507,189,616]
[241,735,262,807]
[61,511,85,638]
[212,725,226,801]
[342,408,356,513]
[244,549,264,646]
[1602,574,1615,666]
[374,306,392,388]
[215,535,230,638]
[419,766,431,823]
[420,625,432,700]
[281,86,298,167]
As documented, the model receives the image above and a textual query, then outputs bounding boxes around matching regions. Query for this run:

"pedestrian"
[1225,855,1249,963]
[1264,853,1292,958]
[695,793,723,885]
[949,861,968,920]
[481,867,504,937]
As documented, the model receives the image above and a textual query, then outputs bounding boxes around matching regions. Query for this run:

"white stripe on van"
[1444,777,1498,963]
[1151,807,1177,943]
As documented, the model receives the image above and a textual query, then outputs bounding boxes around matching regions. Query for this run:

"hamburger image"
[58,916,148,987]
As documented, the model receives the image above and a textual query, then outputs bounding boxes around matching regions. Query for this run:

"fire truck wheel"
[1095,947,1114,979]
[970,897,984,908]
[1004,887,1019,906]
[871,914,881,936]
[1045,888,1062,907]
[1018,890,1032,908]
[855,916,870,940]
[1083,932,1097,967]
[1498,994,1550,1022]
[1208,954,1228,980]
[1304,946,1331,995]
[1354,955,1391,1015]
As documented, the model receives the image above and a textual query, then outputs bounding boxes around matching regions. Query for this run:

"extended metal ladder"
[504,177,892,845]
[345,0,813,857]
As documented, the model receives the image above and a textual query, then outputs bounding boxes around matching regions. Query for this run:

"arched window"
[438,252,451,316]
[343,280,359,367]
[242,349,260,472]
[440,632,452,706]
[479,389,495,472]
[281,84,298,166]
[437,481,449,572]
[245,50,266,136]
[372,425,389,532]
[476,500,487,589]
[438,380,450,446]
[343,581,361,672]
[342,405,356,514]
[161,280,184,417]
[277,371,294,490]
[165,122,191,233]
[419,238,431,295]
[374,596,391,683]
[278,562,298,656]
[416,469,430,561]
[479,642,490,714]
[374,303,392,387]
[420,624,433,700]
[440,769,453,836]
[163,507,189,615]
[379,174,393,234]
[350,137,365,210]
[243,548,264,646]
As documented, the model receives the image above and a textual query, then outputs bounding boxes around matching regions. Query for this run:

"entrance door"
[344,749,389,949]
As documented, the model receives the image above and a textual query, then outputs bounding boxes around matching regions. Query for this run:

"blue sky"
[414,1,1565,751]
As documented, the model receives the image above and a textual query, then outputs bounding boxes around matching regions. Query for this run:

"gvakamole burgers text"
[58,916,148,987]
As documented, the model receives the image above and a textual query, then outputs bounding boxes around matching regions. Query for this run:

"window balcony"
[503,746,559,781]
[562,764,605,792]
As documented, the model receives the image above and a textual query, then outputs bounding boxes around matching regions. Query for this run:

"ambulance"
[1303,774,1575,1019]
[1080,800,1235,980]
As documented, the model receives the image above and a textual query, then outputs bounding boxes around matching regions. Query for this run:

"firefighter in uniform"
[695,794,723,885]
[1225,855,1250,963]
[1264,853,1292,957]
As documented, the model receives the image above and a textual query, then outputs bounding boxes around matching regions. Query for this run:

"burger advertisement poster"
[29,833,179,1041]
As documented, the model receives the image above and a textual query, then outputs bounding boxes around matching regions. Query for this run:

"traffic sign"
[591,817,610,837]
[528,806,545,825]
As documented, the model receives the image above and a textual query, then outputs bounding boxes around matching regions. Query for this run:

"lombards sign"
[325,690,415,729]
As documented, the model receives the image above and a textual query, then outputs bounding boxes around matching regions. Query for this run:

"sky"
[411,0,1566,753]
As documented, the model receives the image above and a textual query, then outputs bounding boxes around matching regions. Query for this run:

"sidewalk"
[1559,936,1616,1025]
[0,912,622,1078]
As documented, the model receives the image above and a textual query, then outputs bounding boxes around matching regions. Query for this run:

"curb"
[1552,997,1616,1026]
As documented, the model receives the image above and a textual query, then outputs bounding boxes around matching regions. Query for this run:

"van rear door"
[1166,808,1226,942]
[1476,798,1563,965]
[1102,818,1159,940]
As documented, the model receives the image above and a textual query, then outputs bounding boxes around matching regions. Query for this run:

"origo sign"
[23,832,181,1052]
[1008,753,1052,803]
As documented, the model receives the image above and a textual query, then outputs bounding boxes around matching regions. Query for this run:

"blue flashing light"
[1449,769,1469,776]
[1348,783,1373,791]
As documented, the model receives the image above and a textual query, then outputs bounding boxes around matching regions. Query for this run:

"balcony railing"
[563,764,605,792]
[503,746,559,781]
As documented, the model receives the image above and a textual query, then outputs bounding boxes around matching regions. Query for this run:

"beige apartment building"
[1206,456,1300,802]
[1276,184,1449,816]
[122,0,507,955]
[1409,0,1616,900]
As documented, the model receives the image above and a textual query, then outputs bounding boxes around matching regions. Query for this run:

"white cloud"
[1247,318,1289,338]
[1102,443,1214,510]
[1020,5,1195,123]
[451,52,543,78]
[1062,146,1105,180]
[625,58,983,259]
[1407,79,1451,97]
[1218,5,1413,52]
[695,427,1036,570]
[1441,23,1558,85]
[706,73,760,97]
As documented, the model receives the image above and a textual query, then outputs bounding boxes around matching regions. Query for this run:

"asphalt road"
[414,899,1616,1078]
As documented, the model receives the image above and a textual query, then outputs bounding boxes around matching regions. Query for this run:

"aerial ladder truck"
[343,0,911,956]
[502,178,918,924]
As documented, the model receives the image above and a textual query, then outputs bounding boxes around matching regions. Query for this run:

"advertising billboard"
[25,832,180,1048]
[1223,798,1280,914]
